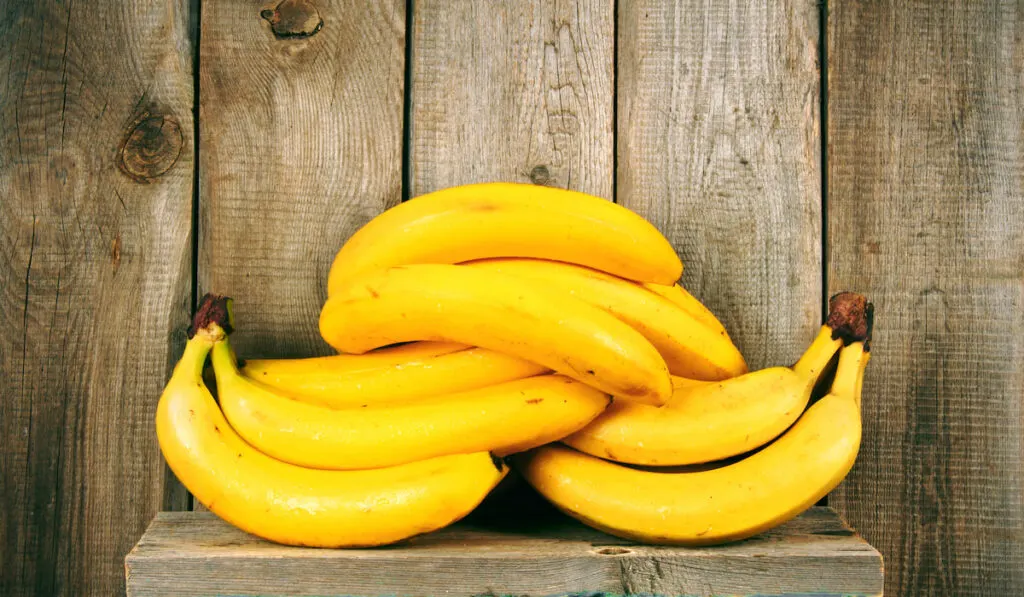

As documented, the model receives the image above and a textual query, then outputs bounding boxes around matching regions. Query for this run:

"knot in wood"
[261,0,323,39]
[119,116,183,183]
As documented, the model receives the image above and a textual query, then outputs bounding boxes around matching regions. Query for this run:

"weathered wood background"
[1,0,1020,595]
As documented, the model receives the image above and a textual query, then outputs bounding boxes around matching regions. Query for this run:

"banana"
[157,297,506,548]
[466,258,746,380]
[326,182,683,296]
[564,323,841,465]
[214,336,611,470]
[241,341,468,380]
[642,282,728,337]
[242,346,547,407]
[518,338,870,546]
[320,264,672,405]
[564,292,869,465]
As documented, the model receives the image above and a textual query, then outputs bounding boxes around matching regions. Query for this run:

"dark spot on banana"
[526,398,543,404]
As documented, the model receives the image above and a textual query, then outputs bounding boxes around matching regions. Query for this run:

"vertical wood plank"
[0,0,194,594]
[617,1,822,368]
[828,1,1024,595]
[199,0,405,358]
[409,0,614,198]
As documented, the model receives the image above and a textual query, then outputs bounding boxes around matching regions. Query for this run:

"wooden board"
[826,1,1024,595]
[199,0,405,358]
[0,1,194,595]
[126,508,883,597]
[617,0,822,369]
[408,0,614,197]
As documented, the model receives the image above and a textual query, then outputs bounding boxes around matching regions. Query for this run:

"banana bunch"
[156,182,873,549]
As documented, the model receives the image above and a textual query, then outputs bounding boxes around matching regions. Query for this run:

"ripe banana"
[643,282,728,337]
[214,336,611,470]
[242,345,547,407]
[242,341,468,379]
[320,264,672,405]
[564,323,841,466]
[157,299,506,548]
[326,182,683,296]
[518,339,869,546]
[466,258,746,380]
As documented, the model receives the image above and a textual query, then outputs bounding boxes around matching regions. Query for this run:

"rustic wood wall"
[1,0,1020,595]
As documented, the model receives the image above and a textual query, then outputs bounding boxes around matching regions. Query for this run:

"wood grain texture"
[617,0,822,369]
[0,1,193,595]
[409,0,614,197]
[827,1,1024,596]
[199,0,405,358]
[126,508,883,597]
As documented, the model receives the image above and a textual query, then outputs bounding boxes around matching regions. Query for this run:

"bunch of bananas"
[156,182,873,549]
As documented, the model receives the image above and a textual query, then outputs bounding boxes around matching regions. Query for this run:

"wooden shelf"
[125,507,882,596]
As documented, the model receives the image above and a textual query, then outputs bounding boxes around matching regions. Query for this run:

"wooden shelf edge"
[126,506,883,597]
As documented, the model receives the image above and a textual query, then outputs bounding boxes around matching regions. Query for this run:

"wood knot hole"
[595,547,631,556]
[529,165,551,185]
[119,115,183,183]
[261,0,323,39]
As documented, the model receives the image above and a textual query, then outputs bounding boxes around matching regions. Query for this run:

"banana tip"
[189,293,234,338]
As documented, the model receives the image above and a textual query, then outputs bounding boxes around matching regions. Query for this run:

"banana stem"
[791,326,843,380]
[831,342,866,400]
[210,337,241,378]
[854,349,871,408]
[180,335,215,382]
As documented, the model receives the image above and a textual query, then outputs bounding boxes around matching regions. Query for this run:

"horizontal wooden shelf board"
[125,507,882,597]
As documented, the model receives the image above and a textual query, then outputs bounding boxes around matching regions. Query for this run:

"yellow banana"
[518,339,869,546]
[157,298,506,548]
[564,292,869,465]
[242,346,547,407]
[320,264,672,405]
[326,182,683,296]
[214,337,611,470]
[564,323,841,466]
[466,258,746,380]
[643,282,728,337]
[241,341,468,380]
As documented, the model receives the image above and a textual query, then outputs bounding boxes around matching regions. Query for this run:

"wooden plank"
[0,0,193,595]
[409,0,614,198]
[827,1,1024,595]
[617,1,822,369]
[126,508,883,597]
[199,0,405,358]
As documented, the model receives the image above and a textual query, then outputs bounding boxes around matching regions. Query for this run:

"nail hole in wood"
[529,165,551,185]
